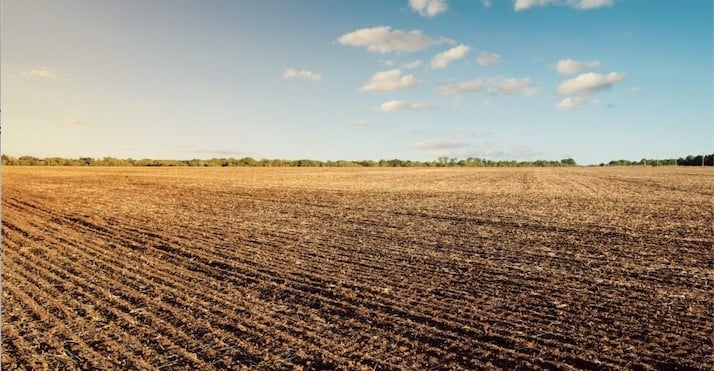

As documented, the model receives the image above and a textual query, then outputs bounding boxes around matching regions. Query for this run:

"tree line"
[0,155,578,167]
[2,154,711,167]
[601,154,713,167]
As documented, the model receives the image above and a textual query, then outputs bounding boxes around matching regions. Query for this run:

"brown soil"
[2,166,712,370]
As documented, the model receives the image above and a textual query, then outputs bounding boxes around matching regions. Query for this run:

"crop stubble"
[2,167,712,370]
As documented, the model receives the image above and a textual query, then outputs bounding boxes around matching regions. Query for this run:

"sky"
[1,0,712,164]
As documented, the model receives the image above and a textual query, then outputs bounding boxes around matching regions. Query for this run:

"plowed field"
[2,166,713,370]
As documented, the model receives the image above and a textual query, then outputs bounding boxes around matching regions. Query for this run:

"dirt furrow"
[4,167,712,369]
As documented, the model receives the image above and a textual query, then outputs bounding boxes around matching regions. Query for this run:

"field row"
[3,167,713,369]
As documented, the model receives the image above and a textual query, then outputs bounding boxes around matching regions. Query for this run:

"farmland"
[2,166,713,369]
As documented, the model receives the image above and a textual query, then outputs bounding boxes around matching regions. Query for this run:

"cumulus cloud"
[361,69,419,92]
[431,44,470,69]
[283,68,321,81]
[488,78,541,96]
[380,100,440,112]
[557,72,625,95]
[22,66,61,80]
[403,60,423,69]
[572,0,614,9]
[337,26,438,53]
[555,97,586,111]
[628,86,641,95]
[481,0,493,7]
[409,0,448,17]
[380,101,410,112]
[476,51,502,67]
[515,0,614,11]
[410,140,469,151]
[514,0,553,10]
[555,59,600,75]
[439,77,540,98]
[438,79,486,97]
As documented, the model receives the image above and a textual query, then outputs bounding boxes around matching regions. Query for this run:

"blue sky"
[2,0,712,164]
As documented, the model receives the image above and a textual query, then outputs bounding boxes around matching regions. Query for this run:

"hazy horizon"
[2,0,712,165]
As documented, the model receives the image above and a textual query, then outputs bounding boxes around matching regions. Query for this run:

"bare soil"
[2,166,712,370]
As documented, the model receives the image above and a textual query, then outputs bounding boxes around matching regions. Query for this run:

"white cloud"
[476,51,502,67]
[431,44,470,69]
[438,79,486,97]
[557,72,625,95]
[628,86,641,95]
[403,60,423,69]
[481,0,493,8]
[380,100,439,112]
[555,59,601,75]
[409,0,448,17]
[283,68,321,81]
[439,77,540,98]
[515,0,549,10]
[573,0,614,9]
[555,97,586,110]
[337,26,438,53]
[381,59,395,66]
[515,0,614,11]
[380,101,410,112]
[361,69,419,92]
[22,66,60,80]
[410,140,468,150]
[488,77,541,96]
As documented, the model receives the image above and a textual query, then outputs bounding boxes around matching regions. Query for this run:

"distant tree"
[18,156,41,165]
[385,159,402,167]
[1,154,18,165]
[674,154,713,166]
[295,159,319,167]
